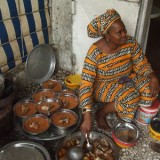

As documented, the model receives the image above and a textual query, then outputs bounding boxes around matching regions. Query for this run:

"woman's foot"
[96,109,110,131]
[95,102,116,131]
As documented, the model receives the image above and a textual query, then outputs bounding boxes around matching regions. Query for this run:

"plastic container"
[149,117,160,141]
[64,74,81,90]
[135,99,160,125]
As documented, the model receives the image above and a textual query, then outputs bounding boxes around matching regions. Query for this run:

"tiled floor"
[146,17,160,82]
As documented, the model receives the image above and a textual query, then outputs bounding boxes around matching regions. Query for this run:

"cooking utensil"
[0,141,51,160]
[67,136,85,160]
[112,122,140,148]
[85,133,93,152]
[55,131,120,160]
[25,44,56,84]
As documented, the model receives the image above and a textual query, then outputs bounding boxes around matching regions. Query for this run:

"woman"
[79,9,160,134]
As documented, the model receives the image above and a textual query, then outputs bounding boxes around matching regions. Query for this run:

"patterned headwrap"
[87,9,121,38]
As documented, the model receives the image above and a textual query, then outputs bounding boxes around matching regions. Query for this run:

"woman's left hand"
[148,73,160,97]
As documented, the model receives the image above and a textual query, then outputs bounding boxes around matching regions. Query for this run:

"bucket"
[135,99,160,125]
[0,78,15,137]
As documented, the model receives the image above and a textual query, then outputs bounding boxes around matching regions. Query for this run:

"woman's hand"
[80,112,92,135]
[148,72,160,97]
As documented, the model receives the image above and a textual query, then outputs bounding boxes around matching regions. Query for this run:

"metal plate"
[0,141,51,160]
[55,131,120,160]
[25,44,56,84]
[15,108,82,141]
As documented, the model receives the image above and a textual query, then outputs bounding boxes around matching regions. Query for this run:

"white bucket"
[135,99,160,125]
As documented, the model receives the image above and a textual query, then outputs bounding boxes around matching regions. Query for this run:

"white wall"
[72,0,141,74]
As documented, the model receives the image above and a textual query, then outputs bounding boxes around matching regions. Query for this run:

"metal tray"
[55,131,120,160]
[0,141,51,160]
[25,44,56,84]
[15,108,82,141]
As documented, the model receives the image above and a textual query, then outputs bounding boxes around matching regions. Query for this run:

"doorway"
[146,0,160,81]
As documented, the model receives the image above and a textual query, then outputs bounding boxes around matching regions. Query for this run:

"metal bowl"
[22,114,51,135]
[13,99,37,118]
[32,89,56,103]
[60,89,75,95]
[42,79,62,92]
[0,141,51,160]
[57,93,79,110]
[112,122,140,148]
[37,98,62,116]
[55,131,120,160]
[51,109,78,130]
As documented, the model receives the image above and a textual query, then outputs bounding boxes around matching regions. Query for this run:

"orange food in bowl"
[22,114,50,135]
[58,94,79,109]
[42,79,62,92]
[13,100,37,118]
[51,109,78,129]
[37,98,61,115]
[33,89,55,102]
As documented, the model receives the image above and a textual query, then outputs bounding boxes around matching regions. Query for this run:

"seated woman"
[79,9,160,134]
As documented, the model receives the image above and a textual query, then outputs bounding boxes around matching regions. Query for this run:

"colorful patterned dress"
[79,36,156,122]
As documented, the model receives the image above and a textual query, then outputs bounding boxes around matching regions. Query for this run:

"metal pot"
[112,122,140,148]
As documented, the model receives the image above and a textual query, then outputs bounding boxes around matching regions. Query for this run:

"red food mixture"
[14,102,37,117]
[42,80,62,92]
[51,111,77,128]
[23,116,50,134]
[59,95,79,109]
[33,90,55,102]
[37,101,60,114]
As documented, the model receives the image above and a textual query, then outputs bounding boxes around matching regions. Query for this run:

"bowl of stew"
[13,99,37,118]
[58,93,79,110]
[22,114,51,135]
[51,109,78,130]
[42,79,62,92]
[32,89,56,103]
[37,98,62,116]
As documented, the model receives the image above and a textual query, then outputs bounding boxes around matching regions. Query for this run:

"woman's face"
[106,19,127,46]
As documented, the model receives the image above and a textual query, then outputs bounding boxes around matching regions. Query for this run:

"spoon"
[67,137,85,160]
[85,133,93,152]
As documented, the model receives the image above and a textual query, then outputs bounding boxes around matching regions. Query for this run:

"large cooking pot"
[55,131,120,160]
[0,78,15,137]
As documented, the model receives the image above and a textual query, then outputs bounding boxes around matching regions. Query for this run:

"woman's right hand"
[80,112,92,135]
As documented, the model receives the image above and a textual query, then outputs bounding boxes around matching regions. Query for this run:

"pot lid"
[25,44,56,84]
[0,141,51,160]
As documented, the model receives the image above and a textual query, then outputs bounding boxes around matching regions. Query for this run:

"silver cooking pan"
[25,44,56,84]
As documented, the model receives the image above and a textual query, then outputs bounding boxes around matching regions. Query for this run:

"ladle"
[67,137,85,160]
[85,133,93,152]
